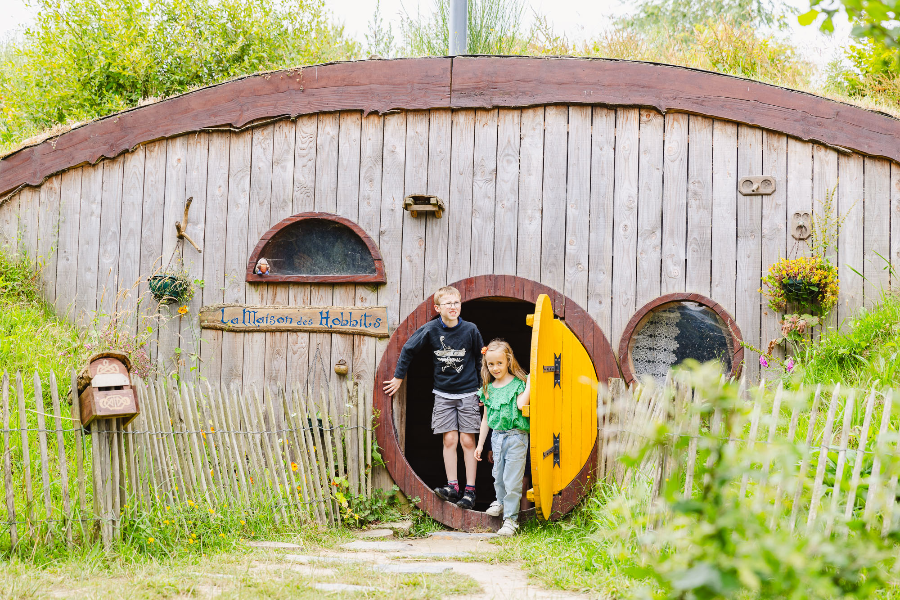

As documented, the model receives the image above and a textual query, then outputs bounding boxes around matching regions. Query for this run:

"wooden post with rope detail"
[175,196,202,253]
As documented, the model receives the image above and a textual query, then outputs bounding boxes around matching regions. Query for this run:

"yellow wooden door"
[526,294,598,520]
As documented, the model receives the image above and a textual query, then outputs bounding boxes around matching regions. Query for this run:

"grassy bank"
[0,251,85,388]
[799,291,900,388]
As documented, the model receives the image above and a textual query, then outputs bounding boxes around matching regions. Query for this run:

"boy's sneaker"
[434,484,461,503]
[497,519,518,536]
[485,501,503,517]
[456,489,477,509]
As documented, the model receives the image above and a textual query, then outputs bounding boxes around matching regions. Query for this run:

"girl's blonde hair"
[481,339,528,399]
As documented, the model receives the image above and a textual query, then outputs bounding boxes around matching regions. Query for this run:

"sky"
[0,0,852,67]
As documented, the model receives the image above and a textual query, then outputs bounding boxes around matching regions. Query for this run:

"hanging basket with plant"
[761,255,838,316]
[149,267,195,305]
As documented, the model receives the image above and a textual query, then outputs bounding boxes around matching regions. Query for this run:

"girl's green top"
[476,377,529,432]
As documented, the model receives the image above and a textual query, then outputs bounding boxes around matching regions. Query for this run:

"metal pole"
[449,0,467,55]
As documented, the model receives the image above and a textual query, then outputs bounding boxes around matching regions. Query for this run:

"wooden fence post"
[2,373,17,549]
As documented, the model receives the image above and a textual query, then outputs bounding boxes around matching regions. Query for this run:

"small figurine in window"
[254,258,270,276]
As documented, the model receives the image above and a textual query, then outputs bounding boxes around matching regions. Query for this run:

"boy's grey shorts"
[432,393,481,434]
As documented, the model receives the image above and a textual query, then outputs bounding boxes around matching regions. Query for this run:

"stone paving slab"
[357,528,394,538]
[340,541,414,552]
[283,554,359,564]
[428,531,497,540]
[247,541,303,549]
[395,551,472,559]
[375,563,454,574]
[313,583,379,593]
[384,519,413,532]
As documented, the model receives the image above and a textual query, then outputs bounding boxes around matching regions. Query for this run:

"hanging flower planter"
[149,272,194,305]
[761,256,838,316]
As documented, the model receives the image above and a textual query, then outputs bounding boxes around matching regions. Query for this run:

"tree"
[800,0,900,50]
[366,0,396,58]
[399,0,532,56]
[618,0,787,37]
[0,0,358,150]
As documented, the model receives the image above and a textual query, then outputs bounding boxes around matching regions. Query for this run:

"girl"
[474,339,530,536]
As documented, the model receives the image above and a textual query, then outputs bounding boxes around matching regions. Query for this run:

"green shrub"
[839,41,900,104]
[0,0,358,152]
[581,19,811,89]
[798,291,900,388]
[612,362,898,599]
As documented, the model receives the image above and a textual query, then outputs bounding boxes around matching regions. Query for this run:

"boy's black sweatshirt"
[393,317,484,394]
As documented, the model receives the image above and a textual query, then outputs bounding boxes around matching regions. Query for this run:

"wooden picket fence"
[1,371,88,549]
[1,371,373,551]
[599,376,900,535]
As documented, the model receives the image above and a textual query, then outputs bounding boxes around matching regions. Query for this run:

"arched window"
[246,213,386,283]
[618,293,743,385]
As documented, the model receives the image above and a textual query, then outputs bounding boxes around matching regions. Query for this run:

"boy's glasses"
[439,301,461,307]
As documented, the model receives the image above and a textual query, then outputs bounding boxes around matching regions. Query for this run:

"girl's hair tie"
[481,346,488,355]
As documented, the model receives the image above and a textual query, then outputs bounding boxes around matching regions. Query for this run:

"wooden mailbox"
[78,354,140,428]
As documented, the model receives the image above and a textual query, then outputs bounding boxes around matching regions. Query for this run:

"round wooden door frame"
[374,275,620,531]
[617,292,744,386]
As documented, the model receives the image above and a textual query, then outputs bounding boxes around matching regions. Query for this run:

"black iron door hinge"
[543,353,561,388]
[543,434,560,467]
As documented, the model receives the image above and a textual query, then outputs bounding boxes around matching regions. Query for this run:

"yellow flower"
[208,508,215,514]
[219,533,225,538]
[240,520,246,525]
[188,500,195,507]
[178,305,189,315]
[291,462,299,472]
[189,539,194,544]
[148,537,154,544]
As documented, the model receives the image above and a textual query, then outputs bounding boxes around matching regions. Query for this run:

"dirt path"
[255,532,591,600]
[31,532,592,599]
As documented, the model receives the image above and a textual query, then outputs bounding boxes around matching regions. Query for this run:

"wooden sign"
[199,303,389,337]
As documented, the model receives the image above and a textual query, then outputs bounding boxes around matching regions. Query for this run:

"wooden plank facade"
[1,56,900,501]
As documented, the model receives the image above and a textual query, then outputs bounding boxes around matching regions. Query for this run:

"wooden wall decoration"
[199,303,388,337]
[245,212,386,283]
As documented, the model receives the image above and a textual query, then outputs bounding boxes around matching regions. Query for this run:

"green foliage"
[799,291,900,387]
[831,40,900,104]
[365,0,396,58]
[0,249,85,388]
[399,0,533,56]
[332,479,405,528]
[582,19,810,89]
[800,0,900,49]
[0,0,358,151]
[613,362,897,599]
[618,0,787,37]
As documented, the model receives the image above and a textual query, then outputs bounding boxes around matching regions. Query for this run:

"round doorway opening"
[403,298,534,513]
[374,275,620,531]
[619,293,743,386]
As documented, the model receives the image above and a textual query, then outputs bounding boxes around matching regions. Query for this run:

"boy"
[383,286,485,509]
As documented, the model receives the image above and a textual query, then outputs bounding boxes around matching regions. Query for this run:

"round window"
[619,294,743,385]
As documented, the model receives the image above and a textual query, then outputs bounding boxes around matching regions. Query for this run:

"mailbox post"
[77,353,140,429]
